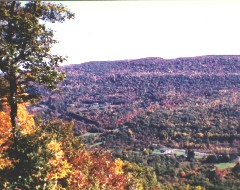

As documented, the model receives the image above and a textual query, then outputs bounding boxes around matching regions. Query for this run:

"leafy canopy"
[0,1,74,102]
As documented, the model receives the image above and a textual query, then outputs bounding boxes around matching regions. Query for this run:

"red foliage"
[215,168,227,179]
[69,150,126,189]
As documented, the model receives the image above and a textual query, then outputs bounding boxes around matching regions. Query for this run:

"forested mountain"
[2,1,239,189]
[33,55,240,151]
[24,55,240,189]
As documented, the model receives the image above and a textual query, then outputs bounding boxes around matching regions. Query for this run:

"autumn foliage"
[0,106,12,171]
[70,150,126,189]
[0,103,34,170]
[0,103,160,189]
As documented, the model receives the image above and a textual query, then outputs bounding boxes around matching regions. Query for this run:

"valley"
[29,55,240,189]
[33,56,240,152]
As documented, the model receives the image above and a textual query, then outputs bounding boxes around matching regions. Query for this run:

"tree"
[122,161,159,190]
[186,148,195,162]
[70,151,126,190]
[0,102,83,189]
[0,1,74,150]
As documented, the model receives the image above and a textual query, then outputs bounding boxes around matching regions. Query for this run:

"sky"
[49,1,240,65]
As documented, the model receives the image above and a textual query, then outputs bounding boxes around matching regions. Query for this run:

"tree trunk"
[9,72,18,152]
[8,1,18,149]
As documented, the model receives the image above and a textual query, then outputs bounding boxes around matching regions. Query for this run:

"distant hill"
[33,55,240,149]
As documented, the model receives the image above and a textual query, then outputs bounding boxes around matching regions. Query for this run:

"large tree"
[0,1,74,147]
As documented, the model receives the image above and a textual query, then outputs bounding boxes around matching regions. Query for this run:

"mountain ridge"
[33,55,240,150]
[62,55,240,66]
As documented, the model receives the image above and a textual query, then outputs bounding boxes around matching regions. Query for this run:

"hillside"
[33,55,240,151]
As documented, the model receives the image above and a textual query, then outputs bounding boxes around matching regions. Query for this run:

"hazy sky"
[49,1,240,65]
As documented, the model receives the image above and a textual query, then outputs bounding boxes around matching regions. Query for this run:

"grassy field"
[215,162,235,169]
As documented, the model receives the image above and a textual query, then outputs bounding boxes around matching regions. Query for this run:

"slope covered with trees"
[3,1,239,189]
[1,103,162,189]
[27,55,240,189]
[0,1,170,189]
[37,56,240,152]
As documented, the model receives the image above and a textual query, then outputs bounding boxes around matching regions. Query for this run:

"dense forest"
[2,1,239,189]
[28,55,240,189]
[36,56,240,149]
